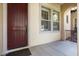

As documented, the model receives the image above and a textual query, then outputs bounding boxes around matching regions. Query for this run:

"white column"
[77,3,79,56]
[3,3,7,55]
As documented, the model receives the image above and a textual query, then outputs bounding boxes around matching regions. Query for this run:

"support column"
[77,3,79,56]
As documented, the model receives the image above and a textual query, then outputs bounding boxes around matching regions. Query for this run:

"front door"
[7,3,28,50]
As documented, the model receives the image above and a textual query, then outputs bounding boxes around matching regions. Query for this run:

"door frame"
[2,3,29,55]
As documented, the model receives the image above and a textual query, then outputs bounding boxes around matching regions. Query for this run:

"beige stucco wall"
[28,3,61,47]
[61,3,77,40]
[0,4,3,55]
[65,31,71,39]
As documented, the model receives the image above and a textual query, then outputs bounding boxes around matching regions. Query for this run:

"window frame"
[51,10,60,31]
[40,6,60,32]
[40,6,51,32]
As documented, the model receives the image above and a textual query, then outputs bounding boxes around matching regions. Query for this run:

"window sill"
[39,30,60,33]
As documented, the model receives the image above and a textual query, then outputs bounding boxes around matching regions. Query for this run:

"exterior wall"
[65,31,71,39]
[0,4,3,55]
[64,9,71,31]
[28,3,61,47]
[61,3,77,40]
[0,3,78,55]
[64,9,71,39]
[0,3,61,55]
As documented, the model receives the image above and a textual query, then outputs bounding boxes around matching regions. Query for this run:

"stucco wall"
[28,3,61,47]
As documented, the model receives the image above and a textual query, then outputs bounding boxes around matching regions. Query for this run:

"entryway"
[64,7,77,43]
[71,9,77,42]
[7,3,28,50]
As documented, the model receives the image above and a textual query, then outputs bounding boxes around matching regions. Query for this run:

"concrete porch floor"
[30,40,77,56]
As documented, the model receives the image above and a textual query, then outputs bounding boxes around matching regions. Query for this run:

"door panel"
[7,3,28,50]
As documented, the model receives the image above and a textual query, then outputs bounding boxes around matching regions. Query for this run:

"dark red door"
[7,3,28,50]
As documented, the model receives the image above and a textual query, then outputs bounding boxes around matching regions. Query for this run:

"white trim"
[77,3,79,56]
[3,3,7,55]
[52,10,60,32]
